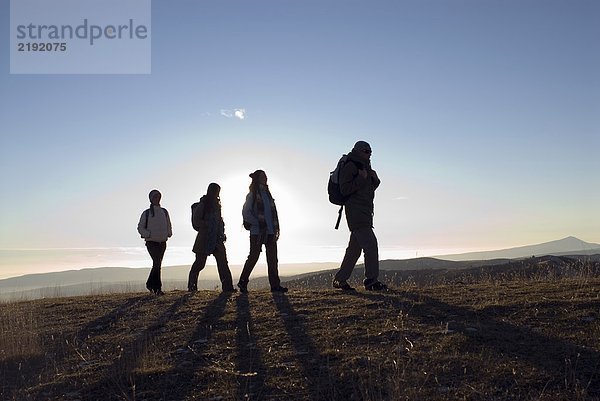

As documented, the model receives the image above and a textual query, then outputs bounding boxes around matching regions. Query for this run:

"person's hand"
[359,168,368,179]
[371,170,379,180]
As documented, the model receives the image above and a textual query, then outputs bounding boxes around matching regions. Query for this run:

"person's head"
[204,182,221,212]
[206,182,221,199]
[352,140,372,161]
[148,189,161,206]
[249,169,267,192]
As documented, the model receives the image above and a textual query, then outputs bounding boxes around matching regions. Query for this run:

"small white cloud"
[220,108,246,120]
[394,196,409,200]
[234,108,246,120]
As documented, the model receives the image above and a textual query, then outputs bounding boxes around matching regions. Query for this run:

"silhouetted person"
[137,189,172,295]
[187,183,236,293]
[238,170,288,293]
[333,141,388,291]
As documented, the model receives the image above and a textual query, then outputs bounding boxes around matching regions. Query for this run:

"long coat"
[192,199,225,255]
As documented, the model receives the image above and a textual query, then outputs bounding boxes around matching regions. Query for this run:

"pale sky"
[1,0,599,279]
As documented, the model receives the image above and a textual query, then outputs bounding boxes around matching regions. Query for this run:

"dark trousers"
[146,241,167,292]
[239,234,281,289]
[188,242,234,291]
[334,227,379,283]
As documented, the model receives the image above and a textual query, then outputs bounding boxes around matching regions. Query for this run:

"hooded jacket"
[339,150,380,230]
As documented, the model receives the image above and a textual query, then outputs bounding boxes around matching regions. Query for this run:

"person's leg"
[238,235,262,290]
[352,227,379,283]
[265,235,281,289]
[146,241,166,293]
[145,242,157,292]
[334,232,362,283]
[213,242,235,291]
[146,241,160,291]
[188,253,208,291]
[155,242,166,292]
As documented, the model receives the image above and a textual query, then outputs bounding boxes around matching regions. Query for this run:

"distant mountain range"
[435,236,600,261]
[1,237,597,300]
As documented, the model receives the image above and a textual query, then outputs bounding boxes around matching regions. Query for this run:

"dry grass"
[1,274,599,400]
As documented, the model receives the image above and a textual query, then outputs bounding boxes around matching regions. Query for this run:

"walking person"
[237,170,288,293]
[187,183,236,293]
[137,189,172,295]
[333,141,388,291]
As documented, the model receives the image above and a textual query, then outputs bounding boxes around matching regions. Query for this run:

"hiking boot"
[332,280,356,291]
[237,282,248,294]
[271,286,288,293]
[364,279,388,291]
[156,290,165,296]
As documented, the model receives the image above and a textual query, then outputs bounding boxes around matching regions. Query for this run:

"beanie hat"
[352,140,372,154]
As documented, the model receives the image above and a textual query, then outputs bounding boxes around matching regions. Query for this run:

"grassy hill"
[1,259,599,400]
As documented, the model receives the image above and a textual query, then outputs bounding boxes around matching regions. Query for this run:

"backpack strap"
[144,209,150,229]
[145,207,169,229]
[335,205,343,230]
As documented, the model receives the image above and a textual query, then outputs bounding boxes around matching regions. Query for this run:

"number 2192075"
[18,43,67,51]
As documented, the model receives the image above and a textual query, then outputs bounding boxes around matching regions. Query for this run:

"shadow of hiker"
[351,290,600,398]
[271,293,342,401]
[235,293,273,400]
[78,292,194,399]
[0,355,46,400]
[76,294,148,342]
[1,294,151,400]
[151,291,235,400]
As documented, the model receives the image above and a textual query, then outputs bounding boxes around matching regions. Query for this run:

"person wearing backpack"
[332,141,388,291]
[137,189,172,295]
[237,170,288,293]
[187,183,236,293]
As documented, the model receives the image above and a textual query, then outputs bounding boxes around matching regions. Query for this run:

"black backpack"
[191,199,205,231]
[328,155,359,229]
[328,155,350,206]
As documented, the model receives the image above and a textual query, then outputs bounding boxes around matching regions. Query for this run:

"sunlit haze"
[1,0,598,279]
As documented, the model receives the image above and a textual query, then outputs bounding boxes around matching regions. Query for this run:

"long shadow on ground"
[235,294,274,400]
[76,295,148,342]
[137,292,235,400]
[1,295,148,400]
[272,293,349,401]
[79,293,193,400]
[352,290,600,399]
